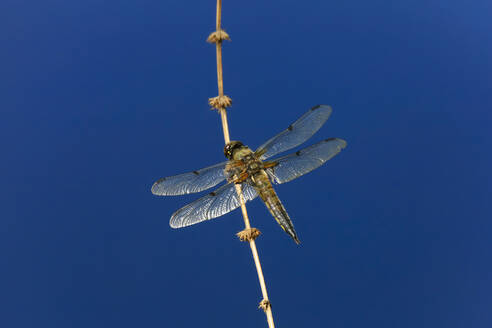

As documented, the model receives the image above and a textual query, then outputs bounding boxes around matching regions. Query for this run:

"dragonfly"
[151,105,346,244]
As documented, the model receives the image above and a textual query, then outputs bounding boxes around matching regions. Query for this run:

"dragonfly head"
[224,141,245,160]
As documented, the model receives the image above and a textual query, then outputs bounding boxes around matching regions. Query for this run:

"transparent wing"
[256,105,333,160]
[170,182,258,228]
[151,161,228,196]
[266,138,347,184]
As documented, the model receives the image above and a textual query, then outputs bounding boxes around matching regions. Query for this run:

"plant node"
[259,299,271,312]
[209,95,232,110]
[237,228,261,242]
[207,29,231,43]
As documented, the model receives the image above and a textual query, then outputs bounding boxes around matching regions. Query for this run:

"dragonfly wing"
[256,105,332,160]
[151,161,228,196]
[170,182,258,228]
[266,138,347,184]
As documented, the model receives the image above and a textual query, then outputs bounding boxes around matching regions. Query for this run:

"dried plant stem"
[219,110,230,144]
[207,0,275,327]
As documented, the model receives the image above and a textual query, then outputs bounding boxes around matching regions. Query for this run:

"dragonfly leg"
[263,161,278,169]
[234,171,249,184]
[227,160,244,168]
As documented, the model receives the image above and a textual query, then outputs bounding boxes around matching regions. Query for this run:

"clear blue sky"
[2,1,491,327]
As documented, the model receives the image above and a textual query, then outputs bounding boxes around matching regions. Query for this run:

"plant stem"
[210,0,276,327]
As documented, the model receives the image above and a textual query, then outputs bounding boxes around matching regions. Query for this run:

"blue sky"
[1,1,491,327]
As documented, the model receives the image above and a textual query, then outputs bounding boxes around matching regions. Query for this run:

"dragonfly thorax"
[223,141,264,184]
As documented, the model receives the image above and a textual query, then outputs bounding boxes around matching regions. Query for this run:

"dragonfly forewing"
[151,161,228,196]
[256,105,332,160]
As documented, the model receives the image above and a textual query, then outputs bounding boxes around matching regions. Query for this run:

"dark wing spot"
[295,150,301,156]
[310,105,321,111]
[209,191,217,196]
[156,177,166,182]
[287,124,294,131]
[193,170,200,175]
[325,137,336,142]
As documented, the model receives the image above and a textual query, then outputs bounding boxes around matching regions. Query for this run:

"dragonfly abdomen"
[251,171,300,244]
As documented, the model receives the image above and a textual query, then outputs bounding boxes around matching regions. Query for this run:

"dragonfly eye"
[224,141,244,159]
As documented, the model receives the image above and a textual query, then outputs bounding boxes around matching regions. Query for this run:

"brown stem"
[210,0,276,327]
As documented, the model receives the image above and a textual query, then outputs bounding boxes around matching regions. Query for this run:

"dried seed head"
[207,29,231,43]
[209,95,232,110]
[237,228,261,242]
